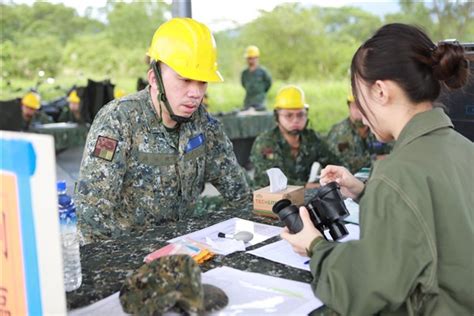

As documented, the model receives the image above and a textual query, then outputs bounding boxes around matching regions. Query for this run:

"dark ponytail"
[432,42,469,89]
[351,23,469,105]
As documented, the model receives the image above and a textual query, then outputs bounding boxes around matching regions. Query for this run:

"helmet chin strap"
[278,123,302,136]
[151,61,193,125]
[286,128,302,136]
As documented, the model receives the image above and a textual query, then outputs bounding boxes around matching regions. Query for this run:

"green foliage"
[0,1,167,97]
[0,2,103,44]
[1,0,471,114]
[317,6,382,42]
[1,35,62,78]
[385,0,474,41]
[214,30,242,82]
[60,33,147,80]
[213,3,382,83]
[1,1,105,83]
[18,35,63,78]
[239,4,326,80]
[104,0,169,49]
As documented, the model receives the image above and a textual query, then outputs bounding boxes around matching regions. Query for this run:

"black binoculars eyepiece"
[272,181,350,241]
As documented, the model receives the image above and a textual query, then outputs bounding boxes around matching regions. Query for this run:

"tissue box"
[253,185,305,218]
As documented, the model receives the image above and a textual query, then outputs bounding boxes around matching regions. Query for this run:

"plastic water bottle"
[57,180,82,292]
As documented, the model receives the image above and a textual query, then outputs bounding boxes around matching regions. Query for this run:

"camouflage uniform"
[119,255,227,314]
[326,118,392,173]
[75,88,251,243]
[250,127,341,188]
[22,111,52,131]
[57,107,84,124]
[241,66,272,110]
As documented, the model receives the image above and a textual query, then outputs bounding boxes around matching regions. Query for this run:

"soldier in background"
[250,85,341,188]
[241,45,272,111]
[326,93,392,173]
[20,91,52,130]
[76,18,251,243]
[57,90,83,123]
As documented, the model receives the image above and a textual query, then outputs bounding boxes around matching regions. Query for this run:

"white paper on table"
[248,239,311,271]
[344,198,360,224]
[68,293,181,316]
[248,224,360,271]
[168,217,282,256]
[69,266,322,316]
[205,236,246,254]
[68,292,128,316]
[202,266,323,315]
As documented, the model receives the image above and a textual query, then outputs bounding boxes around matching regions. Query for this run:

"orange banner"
[0,173,27,316]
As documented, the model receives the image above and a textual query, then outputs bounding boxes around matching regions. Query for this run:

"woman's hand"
[320,165,364,200]
[280,207,323,256]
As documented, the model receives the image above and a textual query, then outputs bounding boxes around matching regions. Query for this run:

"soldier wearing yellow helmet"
[20,91,52,130]
[241,45,272,111]
[250,85,341,188]
[326,93,392,173]
[58,89,84,123]
[76,18,251,243]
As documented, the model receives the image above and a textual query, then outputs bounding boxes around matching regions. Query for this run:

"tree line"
[1,0,472,98]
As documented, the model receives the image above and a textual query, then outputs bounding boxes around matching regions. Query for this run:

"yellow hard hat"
[67,90,80,103]
[21,92,41,110]
[114,88,126,99]
[245,45,260,58]
[274,85,308,110]
[148,18,223,83]
[347,93,355,103]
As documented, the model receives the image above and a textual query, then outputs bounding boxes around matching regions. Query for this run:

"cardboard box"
[253,185,305,218]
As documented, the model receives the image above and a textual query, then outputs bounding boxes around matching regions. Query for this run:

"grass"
[1,76,350,134]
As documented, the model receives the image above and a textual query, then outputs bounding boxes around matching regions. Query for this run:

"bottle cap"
[57,180,67,192]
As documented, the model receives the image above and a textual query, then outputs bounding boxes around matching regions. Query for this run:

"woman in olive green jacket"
[282,24,473,315]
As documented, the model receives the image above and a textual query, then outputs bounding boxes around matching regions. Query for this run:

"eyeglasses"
[278,111,307,121]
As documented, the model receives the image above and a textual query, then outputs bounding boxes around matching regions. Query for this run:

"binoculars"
[272,182,350,241]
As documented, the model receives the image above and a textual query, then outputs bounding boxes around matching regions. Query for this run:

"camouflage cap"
[119,254,228,315]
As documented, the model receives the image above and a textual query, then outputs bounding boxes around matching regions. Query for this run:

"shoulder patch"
[261,147,274,160]
[92,135,118,161]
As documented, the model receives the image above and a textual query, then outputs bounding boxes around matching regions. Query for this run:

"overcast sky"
[9,0,401,32]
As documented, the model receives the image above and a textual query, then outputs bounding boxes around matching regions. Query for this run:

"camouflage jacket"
[326,118,392,173]
[22,111,52,130]
[57,107,84,124]
[241,66,272,109]
[309,109,474,315]
[75,88,251,243]
[250,127,341,188]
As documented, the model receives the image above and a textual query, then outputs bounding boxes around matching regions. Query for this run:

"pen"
[304,260,310,265]
[185,244,200,252]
